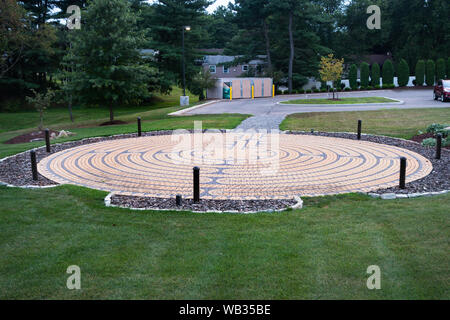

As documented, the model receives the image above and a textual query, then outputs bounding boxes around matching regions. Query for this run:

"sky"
[146,0,234,13]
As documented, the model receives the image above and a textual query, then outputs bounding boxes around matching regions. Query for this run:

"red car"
[434,79,450,102]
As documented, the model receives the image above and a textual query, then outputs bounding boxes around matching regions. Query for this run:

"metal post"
[45,128,51,152]
[176,194,182,206]
[30,150,38,181]
[137,117,142,137]
[357,120,362,140]
[399,157,407,189]
[193,167,200,203]
[182,27,186,97]
[436,134,442,160]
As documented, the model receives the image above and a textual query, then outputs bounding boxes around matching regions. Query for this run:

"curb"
[168,100,220,116]
[277,97,404,107]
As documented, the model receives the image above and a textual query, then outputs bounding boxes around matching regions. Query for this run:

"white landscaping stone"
[368,193,380,198]
[381,193,397,200]
[396,194,408,199]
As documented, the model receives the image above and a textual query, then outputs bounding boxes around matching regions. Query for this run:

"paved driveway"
[184,88,448,129]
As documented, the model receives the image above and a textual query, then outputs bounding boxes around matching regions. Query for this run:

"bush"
[344,87,351,91]
[313,88,320,93]
[426,123,450,138]
[320,88,327,92]
[426,59,435,86]
[415,60,425,86]
[371,63,380,87]
[306,89,312,93]
[447,57,450,78]
[276,90,282,95]
[382,60,394,85]
[360,62,370,88]
[397,59,410,87]
[349,64,358,90]
[374,84,381,89]
[422,137,450,147]
[436,58,446,80]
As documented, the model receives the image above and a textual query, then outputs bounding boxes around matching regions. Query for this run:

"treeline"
[1,0,449,112]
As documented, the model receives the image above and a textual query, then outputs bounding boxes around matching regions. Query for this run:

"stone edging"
[367,190,450,200]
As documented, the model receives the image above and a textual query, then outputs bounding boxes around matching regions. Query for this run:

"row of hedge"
[347,57,450,90]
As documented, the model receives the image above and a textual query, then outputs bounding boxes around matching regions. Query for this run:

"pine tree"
[360,62,370,88]
[397,59,410,87]
[436,58,446,81]
[415,60,425,86]
[382,60,394,86]
[349,64,357,90]
[425,59,435,86]
[371,63,380,87]
[63,0,153,122]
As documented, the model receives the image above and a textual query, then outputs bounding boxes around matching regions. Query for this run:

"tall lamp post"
[181,25,191,106]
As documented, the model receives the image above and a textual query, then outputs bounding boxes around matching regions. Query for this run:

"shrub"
[344,87,351,91]
[422,137,450,147]
[360,62,370,88]
[397,59,410,87]
[313,88,320,93]
[415,60,425,86]
[374,84,381,89]
[425,59,435,86]
[436,58,446,80]
[320,88,327,92]
[368,86,374,90]
[306,89,313,93]
[447,57,450,78]
[349,64,358,90]
[382,60,394,85]
[371,63,380,87]
[426,123,450,138]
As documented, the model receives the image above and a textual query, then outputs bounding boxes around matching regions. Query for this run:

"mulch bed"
[4,129,60,144]
[410,132,449,149]
[99,120,127,126]
[110,195,296,213]
[0,130,448,211]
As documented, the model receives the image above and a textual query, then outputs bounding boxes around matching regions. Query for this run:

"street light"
[181,26,191,101]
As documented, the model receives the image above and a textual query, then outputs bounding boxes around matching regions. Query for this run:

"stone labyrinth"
[37,132,433,199]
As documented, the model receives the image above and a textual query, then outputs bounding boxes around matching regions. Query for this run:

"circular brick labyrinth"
[38,133,433,199]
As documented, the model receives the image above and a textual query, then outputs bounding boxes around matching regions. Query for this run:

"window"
[223,66,229,73]
[209,65,216,73]
[242,65,249,72]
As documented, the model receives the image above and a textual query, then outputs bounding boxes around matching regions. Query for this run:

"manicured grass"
[281,97,398,105]
[0,185,448,299]
[280,108,450,139]
[0,88,250,158]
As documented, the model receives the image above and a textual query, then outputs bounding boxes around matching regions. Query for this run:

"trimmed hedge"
[382,60,394,85]
[426,59,435,86]
[415,60,425,86]
[436,58,446,80]
[360,62,370,88]
[397,59,410,87]
[349,64,358,90]
[371,63,380,87]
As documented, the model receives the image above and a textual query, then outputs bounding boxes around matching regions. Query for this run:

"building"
[201,55,267,78]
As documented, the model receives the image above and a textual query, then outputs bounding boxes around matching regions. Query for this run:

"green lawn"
[280,108,450,139]
[0,185,448,299]
[0,88,249,158]
[281,97,398,105]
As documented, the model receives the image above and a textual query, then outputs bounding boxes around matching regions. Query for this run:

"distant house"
[201,55,267,78]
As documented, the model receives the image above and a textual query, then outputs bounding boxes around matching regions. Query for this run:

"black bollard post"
[45,128,51,153]
[357,120,362,140]
[311,129,314,134]
[399,157,406,189]
[436,134,442,160]
[193,167,200,203]
[30,150,38,181]
[137,117,142,137]
[176,194,182,206]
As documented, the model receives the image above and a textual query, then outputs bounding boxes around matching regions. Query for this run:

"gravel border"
[0,130,448,212]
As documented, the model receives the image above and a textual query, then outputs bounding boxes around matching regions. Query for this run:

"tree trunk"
[288,12,294,94]
[262,19,272,75]
[68,95,74,122]
[109,105,114,122]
